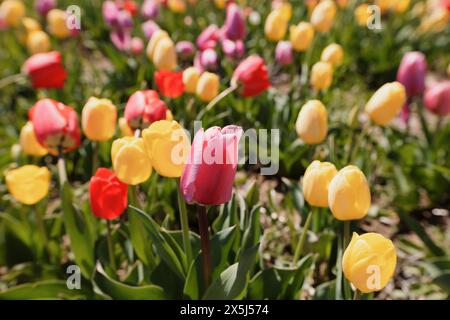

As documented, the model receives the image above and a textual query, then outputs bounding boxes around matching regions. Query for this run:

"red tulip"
[180,125,243,205]
[22,51,67,89]
[232,55,270,97]
[124,90,170,130]
[155,70,184,98]
[424,81,450,116]
[89,168,128,220]
[28,99,81,154]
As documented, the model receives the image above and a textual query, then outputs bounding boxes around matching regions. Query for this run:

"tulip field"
[0,0,449,302]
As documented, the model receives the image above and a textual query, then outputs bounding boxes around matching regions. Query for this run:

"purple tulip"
[223,3,246,41]
[221,39,245,59]
[180,126,243,206]
[200,49,219,71]
[110,29,132,52]
[102,1,120,27]
[117,10,133,29]
[176,41,196,59]
[35,0,56,16]
[275,41,293,65]
[142,20,160,40]
[424,81,450,116]
[141,0,159,19]
[397,51,427,97]
[196,25,220,51]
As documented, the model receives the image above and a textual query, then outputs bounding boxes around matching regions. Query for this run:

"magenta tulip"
[180,126,243,206]
[196,25,220,51]
[200,48,218,71]
[176,40,196,59]
[397,51,427,97]
[424,81,450,116]
[35,0,56,16]
[117,9,133,29]
[275,41,293,65]
[221,39,245,59]
[110,29,132,51]
[222,3,246,41]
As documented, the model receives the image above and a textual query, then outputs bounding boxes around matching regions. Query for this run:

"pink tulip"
[200,48,218,71]
[103,1,120,27]
[275,41,293,65]
[141,0,159,19]
[424,81,450,116]
[117,9,133,29]
[176,41,196,59]
[110,29,132,51]
[131,37,144,55]
[221,39,245,59]
[222,3,246,41]
[142,20,160,39]
[397,51,427,97]
[196,25,220,50]
[35,0,56,16]
[180,126,243,206]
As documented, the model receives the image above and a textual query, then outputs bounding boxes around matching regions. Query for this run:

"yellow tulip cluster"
[146,30,178,71]
[310,43,344,91]
[264,3,292,41]
[183,67,220,102]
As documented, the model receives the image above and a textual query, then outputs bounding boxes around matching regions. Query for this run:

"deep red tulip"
[22,51,67,89]
[155,70,184,98]
[232,55,270,97]
[89,168,128,220]
[28,99,81,154]
[396,51,427,98]
[124,90,169,130]
[180,125,243,206]
[424,81,450,116]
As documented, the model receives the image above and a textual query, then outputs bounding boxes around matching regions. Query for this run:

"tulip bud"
[221,39,245,59]
[142,120,190,177]
[328,165,371,221]
[321,43,344,66]
[396,51,427,97]
[365,82,406,125]
[0,0,25,27]
[26,30,51,54]
[295,100,328,145]
[155,70,184,98]
[424,81,450,116]
[89,168,128,220]
[183,67,200,94]
[232,55,271,97]
[302,160,337,207]
[146,29,168,60]
[264,9,288,41]
[289,22,314,52]
[200,48,218,71]
[153,37,177,71]
[35,0,56,17]
[111,137,152,185]
[5,165,51,205]
[130,37,144,55]
[310,0,337,32]
[275,41,293,66]
[176,40,195,59]
[22,51,67,89]
[20,121,48,157]
[343,232,397,293]
[196,72,220,102]
[180,125,243,205]
[141,0,159,19]
[310,61,333,91]
[119,117,134,137]
[47,9,71,39]
[124,90,170,130]
[82,97,117,141]
[142,20,160,40]
[117,9,133,30]
[354,3,370,26]
[223,3,246,41]
[196,24,220,50]
[103,1,119,26]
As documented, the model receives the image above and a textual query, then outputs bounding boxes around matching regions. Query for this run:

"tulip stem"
[197,205,211,288]
[0,73,25,89]
[106,220,117,273]
[343,221,352,299]
[353,289,361,300]
[416,100,432,145]
[293,207,315,264]
[197,84,238,120]
[177,179,193,269]
[34,204,49,259]
[57,152,68,187]
[343,221,351,248]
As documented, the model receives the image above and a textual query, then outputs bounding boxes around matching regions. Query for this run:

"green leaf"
[0,280,88,300]
[245,181,260,209]
[313,280,336,300]
[432,271,450,293]
[240,206,262,254]
[0,212,30,246]
[93,263,167,299]
[128,209,154,267]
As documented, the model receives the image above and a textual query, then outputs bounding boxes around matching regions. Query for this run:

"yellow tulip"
[119,117,133,137]
[418,8,450,34]
[0,0,25,27]
[82,97,117,141]
[146,30,169,61]
[310,61,333,91]
[328,165,371,221]
[183,67,200,94]
[289,22,315,52]
[27,30,51,54]
[5,165,50,205]
[321,43,344,66]
[295,100,328,145]
[153,37,177,71]
[302,160,337,207]
[310,0,336,32]
[264,9,288,41]
[142,120,190,178]
[354,4,370,27]
[20,122,48,157]
[275,2,292,21]
[111,137,152,185]
[392,0,410,13]
[214,0,226,9]
[196,72,220,102]
[343,232,397,293]
[168,0,186,13]
[47,9,71,39]
[365,82,406,126]
[22,17,41,33]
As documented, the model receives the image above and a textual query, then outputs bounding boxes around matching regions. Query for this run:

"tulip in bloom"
[22,51,67,89]
[47,9,71,39]
[272,1,292,21]
[183,67,200,94]
[180,125,243,205]
[29,99,81,154]
[103,1,119,26]
[0,0,25,27]
[20,121,48,157]
[275,41,293,66]
[111,137,152,185]
[295,100,328,145]
[147,30,169,58]
[264,9,288,41]
[26,30,51,54]
[289,22,315,52]
[310,61,333,91]
[343,232,397,293]
[155,70,184,98]
[321,43,344,66]
[396,51,427,97]
[328,165,371,221]
[424,81,450,116]
[196,72,220,102]
[310,0,337,32]
[124,90,170,130]
[89,168,128,220]
[302,160,337,207]
[196,24,220,50]
[223,3,246,41]
[5,165,51,205]
[142,120,190,177]
[35,0,56,17]
[82,97,117,141]
[232,55,270,97]
[365,82,406,125]
[153,37,178,71]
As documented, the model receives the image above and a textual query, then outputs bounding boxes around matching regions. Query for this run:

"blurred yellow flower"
[27,30,51,54]
[196,72,220,102]
[354,4,370,26]
[302,160,337,207]
[418,8,450,34]
[0,0,25,27]
[290,22,315,52]
[119,117,133,137]
[82,97,117,141]
[295,100,328,145]
[20,122,48,157]
[6,165,51,205]
[214,0,226,9]
[47,9,71,39]
[365,82,406,126]
[320,43,344,66]
[310,61,333,91]
[168,0,186,13]
[22,17,41,33]
[265,9,288,41]
[183,67,200,94]
[274,2,292,21]
[153,37,178,71]
[146,30,169,61]
[310,0,337,32]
